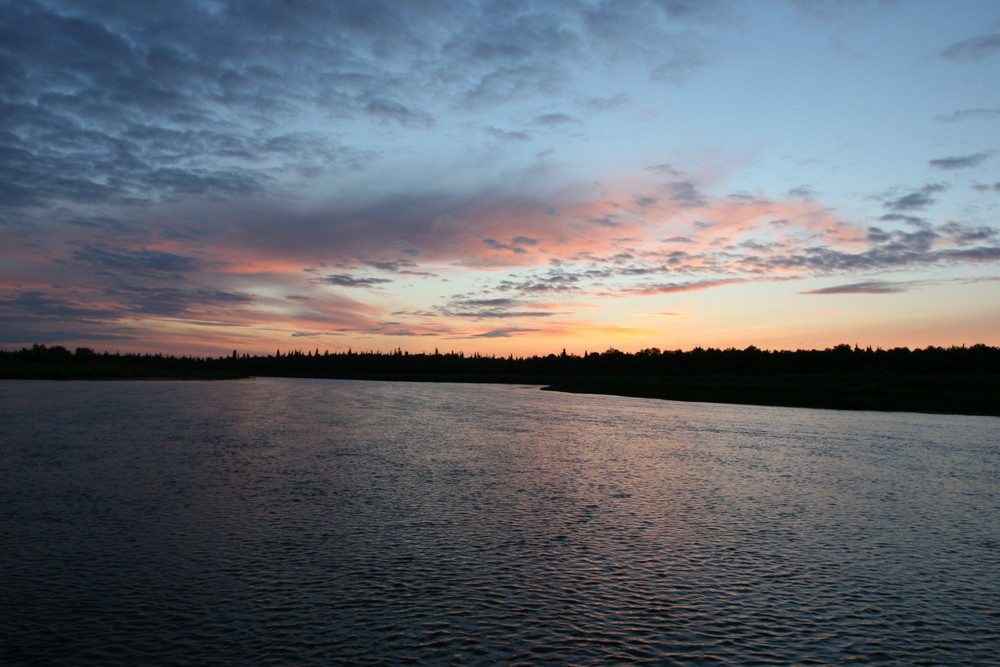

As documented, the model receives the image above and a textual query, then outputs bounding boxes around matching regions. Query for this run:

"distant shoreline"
[3,343,998,417]
[539,374,999,417]
[3,370,995,417]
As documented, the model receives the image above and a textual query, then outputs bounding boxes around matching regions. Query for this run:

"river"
[1,377,997,664]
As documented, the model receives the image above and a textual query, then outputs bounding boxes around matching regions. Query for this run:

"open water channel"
[1,377,997,664]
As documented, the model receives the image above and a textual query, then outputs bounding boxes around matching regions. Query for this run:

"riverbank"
[3,353,996,416]
[0,362,246,380]
[541,374,999,417]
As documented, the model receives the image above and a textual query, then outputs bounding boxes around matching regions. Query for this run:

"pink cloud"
[800,281,913,295]
[620,278,749,295]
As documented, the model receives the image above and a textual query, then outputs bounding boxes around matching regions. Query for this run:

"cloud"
[884,184,948,211]
[468,326,540,338]
[622,278,747,295]
[454,309,552,319]
[800,281,913,295]
[496,268,586,294]
[105,286,254,317]
[453,298,519,308]
[264,293,387,331]
[483,238,529,254]
[737,228,1000,274]
[0,286,253,345]
[587,214,623,228]
[787,185,818,200]
[878,213,927,226]
[531,113,579,127]
[357,259,436,277]
[0,2,416,211]
[480,235,543,255]
[0,290,118,322]
[366,260,412,272]
[866,224,939,252]
[447,0,728,107]
[0,0,730,220]
[70,244,204,275]
[579,1,715,83]
[365,99,436,128]
[665,181,708,208]
[645,163,683,176]
[941,247,1000,261]
[940,222,998,245]
[586,93,630,111]
[219,169,662,269]
[935,108,1000,122]
[929,152,992,170]
[940,33,1000,61]
[2,1,998,355]
[1,95,357,210]
[483,126,531,142]
[320,274,393,288]
[66,215,139,233]
[442,296,558,319]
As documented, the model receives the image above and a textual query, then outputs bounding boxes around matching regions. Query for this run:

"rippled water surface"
[2,378,998,665]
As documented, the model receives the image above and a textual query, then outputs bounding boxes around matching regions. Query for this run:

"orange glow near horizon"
[4,1,999,365]
[3,169,997,358]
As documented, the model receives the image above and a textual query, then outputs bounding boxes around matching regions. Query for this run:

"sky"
[2,0,999,357]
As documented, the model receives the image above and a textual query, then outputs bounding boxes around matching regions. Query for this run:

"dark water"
[1,377,997,665]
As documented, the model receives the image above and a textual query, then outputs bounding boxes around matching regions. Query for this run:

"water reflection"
[1,378,997,665]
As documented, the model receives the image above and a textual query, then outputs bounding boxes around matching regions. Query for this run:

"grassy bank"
[0,360,246,380]
[3,345,997,416]
[542,374,1000,417]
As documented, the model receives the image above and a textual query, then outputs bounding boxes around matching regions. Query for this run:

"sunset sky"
[2,0,999,357]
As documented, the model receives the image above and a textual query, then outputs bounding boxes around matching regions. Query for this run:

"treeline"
[0,344,240,379]
[2,342,999,380]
